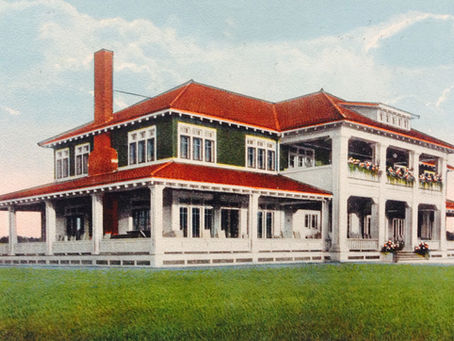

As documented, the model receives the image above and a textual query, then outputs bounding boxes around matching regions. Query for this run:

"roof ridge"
[271,104,281,131]
[169,81,193,106]
[150,161,173,176]
[321,91,347,119]
[188,80,275,105]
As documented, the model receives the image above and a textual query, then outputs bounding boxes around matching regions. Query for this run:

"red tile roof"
[447,200,454,210]
[0,162,331,203]
[39,81,454,150]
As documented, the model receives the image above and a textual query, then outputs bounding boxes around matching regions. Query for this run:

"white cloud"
[1,105,20,116]
[435,85,454,108]
[363,11,454,52]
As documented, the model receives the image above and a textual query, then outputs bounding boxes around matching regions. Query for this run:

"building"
[0,49,453,267]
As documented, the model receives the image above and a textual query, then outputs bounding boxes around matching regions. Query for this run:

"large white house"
[1,49,454,267]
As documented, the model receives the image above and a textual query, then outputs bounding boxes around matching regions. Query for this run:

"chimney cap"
[95,48,114,54]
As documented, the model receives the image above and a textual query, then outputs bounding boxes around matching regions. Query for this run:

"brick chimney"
[88,49,118,176]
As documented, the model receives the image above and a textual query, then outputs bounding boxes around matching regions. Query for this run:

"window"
[178,123,216,163]
[257,210,274,239]
[257,211,263,238]
[192,207,200,238]
[247,147,256,168]
[246,136,277,171]
[193,138,202,161]
[288,147,314,169]
[128,126,156,165]
[75,143,90,176]
[179,203,214,238]
[132,209,150,231]
[304,211,321,239]
[56,148,69,179]
[180,207,188,237]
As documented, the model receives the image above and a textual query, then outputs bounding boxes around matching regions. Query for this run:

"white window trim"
[377,110,410,130]
[128,126,157,166]
[75,142,90,176]
[178,203,214,238]
[245,135,277,173]
[55,147,70,180]
[177,122,216,164]
[288,146,315,169]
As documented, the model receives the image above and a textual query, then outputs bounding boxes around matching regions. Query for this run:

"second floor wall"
[51,115,281,180]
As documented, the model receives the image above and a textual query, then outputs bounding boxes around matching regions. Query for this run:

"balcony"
[386,166,414,187]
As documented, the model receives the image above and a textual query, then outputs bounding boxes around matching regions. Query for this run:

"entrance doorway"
[221,209,239,238]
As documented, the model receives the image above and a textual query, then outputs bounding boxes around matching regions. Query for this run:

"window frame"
[75,142,90,176]
[128,126,156,166]
[178,123,216,164]
[55,147,70,180]
[288,146,315,169]
[245,136,277,172]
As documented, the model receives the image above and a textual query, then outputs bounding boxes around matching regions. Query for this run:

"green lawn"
[0,264,453,340]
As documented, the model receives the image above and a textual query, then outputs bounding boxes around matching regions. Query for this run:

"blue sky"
[2,0,454,235]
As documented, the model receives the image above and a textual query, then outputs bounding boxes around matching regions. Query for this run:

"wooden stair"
[395,251,428,263]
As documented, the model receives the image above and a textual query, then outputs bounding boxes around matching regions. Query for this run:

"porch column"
[8,206,17,256]
[92,193,104,255]
[439,157,448,254]
[150,184,164,266]
[410,151,420,251]
[44,200,56,256]
[248,193,259,256]
[331,131,348,260]
[321,199,330,251]
[409,203,418,251]
[377,143,388,246]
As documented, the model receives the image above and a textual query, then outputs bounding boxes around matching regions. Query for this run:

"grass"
[0,264,453,340]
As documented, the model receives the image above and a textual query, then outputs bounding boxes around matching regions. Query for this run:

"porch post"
[92,193,104,255]
[409,203,418,251]
[377,143,388,247]
[8,206,17,256]
[410,151,420,251]
[331,130,349,260]
[248,193,259,257]
[150,184,164,267]
[439,157,448,255]
[321,199,330,251]
[44,200,56,256]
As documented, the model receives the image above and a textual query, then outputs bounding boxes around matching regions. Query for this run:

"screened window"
[128,127,156,165]
[132,209,150,231]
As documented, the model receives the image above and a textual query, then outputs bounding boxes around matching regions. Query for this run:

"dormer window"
[56,148,69,179]
[246,136,276,171]
[178,123,216,163]
[128,126,156,165]
[375,109,410,130]
[75,143,90,176]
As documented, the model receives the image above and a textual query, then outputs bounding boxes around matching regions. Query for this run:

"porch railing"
[14,242,46,255]
[447,240,454,251]
[53,241,93,254]
[255,238,324,252]
[420,240,440,251]
[100,239,152,254]
[347,239,379,251]
[164,238,250,253]
[0,243,8,255]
